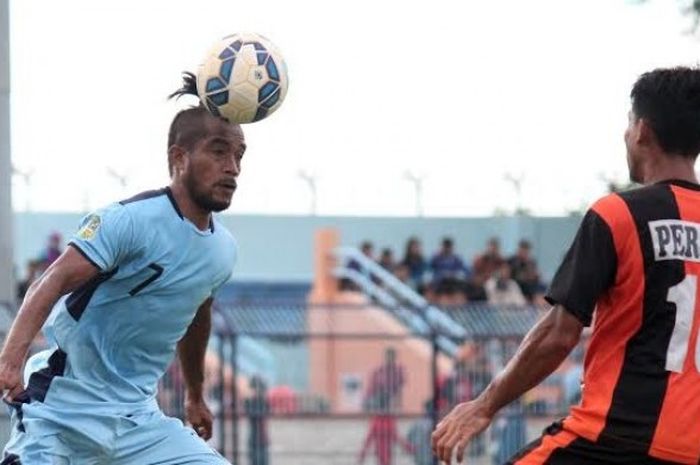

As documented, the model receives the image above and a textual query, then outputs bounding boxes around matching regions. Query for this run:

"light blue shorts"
[3,403,229,465]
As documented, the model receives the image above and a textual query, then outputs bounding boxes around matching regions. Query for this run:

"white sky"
[8,0,700,216]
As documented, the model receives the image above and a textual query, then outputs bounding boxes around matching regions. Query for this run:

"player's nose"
[223,155,240,177]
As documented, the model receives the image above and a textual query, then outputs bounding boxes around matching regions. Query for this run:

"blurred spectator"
[378,248,395,272]
[485,263,527,306]
[430,237,470,283]
[268,385,298,415]
[359,394,413,465]
[407,401,434,465]
[341,241,375,290]
[245,376,270,465]
[16,259,42,302]
[440,361,472,409]
[401,237,427,291]
[463,275,488,302]
[432,278,467,307]
[39,231,63,269]
[473,237,505,281]
[347,241,375,274]
[393,263,411,285]
[508,240,543,302]
[364,348,405,412]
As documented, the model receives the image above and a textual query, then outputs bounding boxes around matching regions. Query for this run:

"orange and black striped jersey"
[546,179,700,464]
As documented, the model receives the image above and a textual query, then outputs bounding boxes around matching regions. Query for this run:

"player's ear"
[636,118,657,148]
[168,145,187,177]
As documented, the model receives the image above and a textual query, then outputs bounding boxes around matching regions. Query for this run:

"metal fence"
[0,302,583,465]
[157,304,583,465]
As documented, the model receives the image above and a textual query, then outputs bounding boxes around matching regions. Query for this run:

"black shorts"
[506,422,680,465]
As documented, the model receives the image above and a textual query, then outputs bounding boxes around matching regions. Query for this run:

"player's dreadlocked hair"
[166,72,211,176]
[631,66,700,158]
[168,71,199,101]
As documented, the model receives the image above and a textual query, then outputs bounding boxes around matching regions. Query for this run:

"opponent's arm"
[0,247,99,399]
[431,305,583,463]
[178,298,214,439]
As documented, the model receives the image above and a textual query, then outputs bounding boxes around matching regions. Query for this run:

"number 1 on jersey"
[666,274,698,373]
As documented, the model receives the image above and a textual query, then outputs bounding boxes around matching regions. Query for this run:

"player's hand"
[185,397,214,440]
[0,359,25,402]
[431,400,493,464]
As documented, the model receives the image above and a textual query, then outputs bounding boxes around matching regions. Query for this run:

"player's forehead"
[201,115,245,147]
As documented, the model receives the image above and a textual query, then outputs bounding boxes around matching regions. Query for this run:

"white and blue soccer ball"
[197,32,289,124]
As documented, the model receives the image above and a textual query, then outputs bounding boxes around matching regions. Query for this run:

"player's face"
[184,118,246,213]
[624,110,644,184]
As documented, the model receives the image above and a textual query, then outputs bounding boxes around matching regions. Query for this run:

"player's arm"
[432,206,617,463]
[432,305,582,462]
[0,247,99,399]
[178,298,214,440]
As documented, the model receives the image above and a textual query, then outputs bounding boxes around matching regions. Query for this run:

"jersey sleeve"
[546,209,617,326]
[68,204,135,272]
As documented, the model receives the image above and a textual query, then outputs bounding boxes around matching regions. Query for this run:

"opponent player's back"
[560,180,700,463]
[40,188,237,408]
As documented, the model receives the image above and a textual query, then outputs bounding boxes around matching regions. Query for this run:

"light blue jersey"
[4,187,236,464]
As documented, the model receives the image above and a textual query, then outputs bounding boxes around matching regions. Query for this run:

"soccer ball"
[197,33,289,124]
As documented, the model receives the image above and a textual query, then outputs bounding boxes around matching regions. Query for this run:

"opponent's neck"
[168,183,212,231]
[643,153,698,185]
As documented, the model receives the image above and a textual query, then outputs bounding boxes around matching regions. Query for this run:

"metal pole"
[431,330,440,465]
[217,337,226,457]
[0,0,14,306]
[230,334,240,465]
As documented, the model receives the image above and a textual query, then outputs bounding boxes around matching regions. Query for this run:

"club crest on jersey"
[78,214,101,240]
[649,219,700,262]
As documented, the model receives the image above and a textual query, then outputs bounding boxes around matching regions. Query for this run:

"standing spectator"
[364,348,405,412]
[39,231,64,269]
[485,263,527,306]
[359,394,414,465]
[407,401,434,465]
[401,237,428,291]
[430,237,470,284]
[473,237,505,281]
[378,248,395,272]
[507,240,542,302]
[245,376,270,465]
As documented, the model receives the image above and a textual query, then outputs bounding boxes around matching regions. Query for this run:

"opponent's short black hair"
[167,72,211,175]
[631,66,700,158]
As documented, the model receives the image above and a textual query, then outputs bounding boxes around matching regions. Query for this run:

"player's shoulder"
[590,183,677,229]
[116,187,179,222]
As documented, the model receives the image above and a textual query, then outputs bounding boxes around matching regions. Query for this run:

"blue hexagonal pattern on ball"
[219,58,235,83]
[258,82,279,102]
[206,77,227,93]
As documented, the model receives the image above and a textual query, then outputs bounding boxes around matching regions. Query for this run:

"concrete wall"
[13,211,582,283]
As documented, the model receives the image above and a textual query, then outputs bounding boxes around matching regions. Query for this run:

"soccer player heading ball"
[0,74,245,464]
[433,67,700,464]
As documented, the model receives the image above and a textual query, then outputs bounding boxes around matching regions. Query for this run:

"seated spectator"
[430,237,470,283]
[473,237,505,281]
[432,278,467,307]
[401,237,427,291]
[508,239,543,302]
[349,241,375,272]
[393,263,411,285]
[485,263,527,306]
[378,248,395,271]
[463,275,488,302]
[341,241,375,290]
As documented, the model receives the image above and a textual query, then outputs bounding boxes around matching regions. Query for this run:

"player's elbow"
[546,330,580,355]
